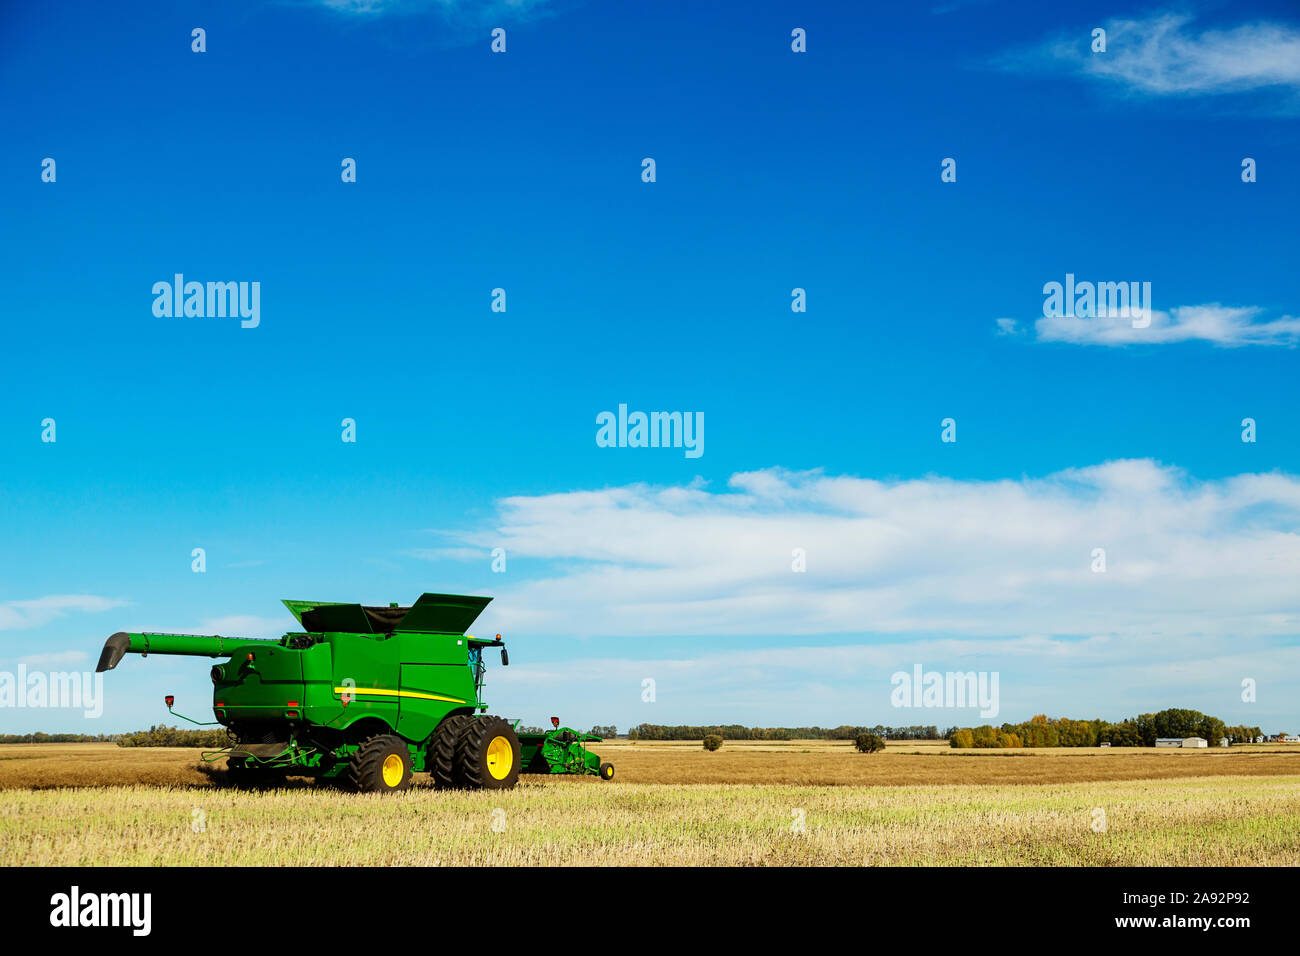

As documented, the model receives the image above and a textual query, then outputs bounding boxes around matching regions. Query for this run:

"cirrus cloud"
[999,11,1300,104]
[0,595,127,633]
[304,0,558,23]
[1031,303,1300,347]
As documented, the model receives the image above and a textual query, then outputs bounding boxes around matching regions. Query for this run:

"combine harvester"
[96,592,613,792]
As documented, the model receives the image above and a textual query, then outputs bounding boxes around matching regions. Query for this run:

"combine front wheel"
[456,716,521,790]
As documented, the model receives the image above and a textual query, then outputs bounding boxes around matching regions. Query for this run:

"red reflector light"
[287,701,299,707]
[246,653,254,661]
[216,701,224,707]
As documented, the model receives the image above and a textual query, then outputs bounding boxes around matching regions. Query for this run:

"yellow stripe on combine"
[333,687,466,704]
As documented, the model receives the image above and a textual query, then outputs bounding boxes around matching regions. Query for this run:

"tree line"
[115,725,231,747]
[628,724,943,741]
[0,732,121,743]
[515,725,619,737]
[7,714,1269,749]
[0,726,232,746]
[948,710,1263,748]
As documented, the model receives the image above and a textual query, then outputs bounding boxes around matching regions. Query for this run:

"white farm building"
[1155,737,1207,748]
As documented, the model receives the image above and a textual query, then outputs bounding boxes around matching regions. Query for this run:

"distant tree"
[1132,713,1157,747]
[0,732,119,743]
[951,709,1235,749]
[1154,708,1204,740]
[1195,715,1226,747]
[115,724,229,748]
[625,723,943,741]
[1104,722,1143,747]
[1225,725,1260,744]
[702,734,723,751]
[854,733,886,753]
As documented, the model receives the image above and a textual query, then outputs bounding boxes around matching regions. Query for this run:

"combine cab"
[97,593,528,793]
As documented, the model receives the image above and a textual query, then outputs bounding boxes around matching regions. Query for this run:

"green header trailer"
[96,593,613,792]
[519,718,615,780]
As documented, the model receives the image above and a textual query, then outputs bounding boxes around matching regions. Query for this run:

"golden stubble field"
[2,740,1298,866]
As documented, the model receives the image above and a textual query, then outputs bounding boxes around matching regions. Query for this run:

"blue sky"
[2,0,1298,734]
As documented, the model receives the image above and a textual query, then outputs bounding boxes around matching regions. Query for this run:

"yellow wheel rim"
[486,735,514,780]
[381,753,405,788]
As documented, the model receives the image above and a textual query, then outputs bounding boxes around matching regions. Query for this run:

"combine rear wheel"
[456,716,521,790]
[599,762,615,781]
[348,735,413,793]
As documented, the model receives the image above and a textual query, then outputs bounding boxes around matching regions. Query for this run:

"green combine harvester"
[96,593,613,792]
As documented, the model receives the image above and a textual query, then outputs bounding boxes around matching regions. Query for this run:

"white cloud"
[197,616,292,639]
[486,635,1300,726]
[1004,12,1300,100]
[15,650,88,667]
[440,461,1300,644]
[307,0,556,22]
[0,595,127,632]
[1028,303,1300,347]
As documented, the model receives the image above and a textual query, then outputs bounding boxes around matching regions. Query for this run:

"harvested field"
[3,741,1297,866]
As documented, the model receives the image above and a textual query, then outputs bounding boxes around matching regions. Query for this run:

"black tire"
[430,714,476,789]
[347,734,413,793]
[599,761,615,781]
[456,716,521,791]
